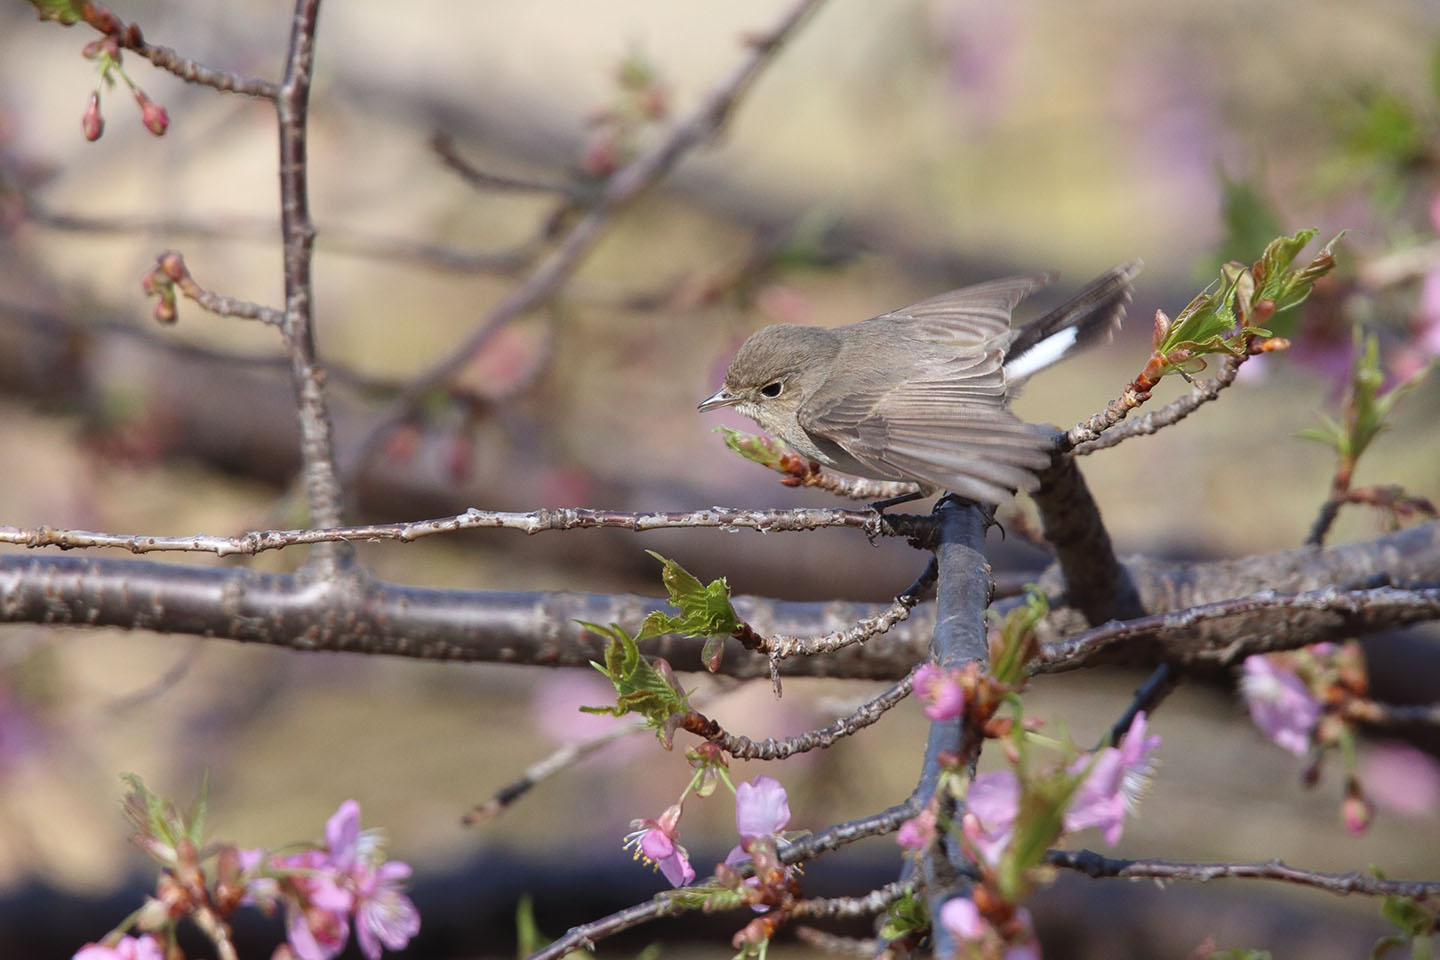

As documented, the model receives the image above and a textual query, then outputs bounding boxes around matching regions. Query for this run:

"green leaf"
[29,0,86,24]
[990,588,1047,685]
[515,895,549,956]
[878,888,926,940]
[1312,330,1435,464]
[577,621,689,743]
[1382,895,1434,937]
[996,766,1082,901]
[636,551,742,643]
[1153,229,1341,378]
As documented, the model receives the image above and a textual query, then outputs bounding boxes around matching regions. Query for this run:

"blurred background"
[2,0,1440,956]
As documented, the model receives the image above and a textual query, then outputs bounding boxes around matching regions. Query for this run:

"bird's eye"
[760,381,784,398]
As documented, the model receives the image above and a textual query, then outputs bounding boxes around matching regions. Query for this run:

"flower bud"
[134,88,169,136]
[82,91,104,141]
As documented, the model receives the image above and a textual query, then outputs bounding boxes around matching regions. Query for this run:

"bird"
[698,262,1140,506]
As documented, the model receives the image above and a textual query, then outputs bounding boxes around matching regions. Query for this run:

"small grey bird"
[699,262,1139,505]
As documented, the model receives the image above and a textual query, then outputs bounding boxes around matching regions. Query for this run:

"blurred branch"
[763,558,936,661]
[430,133,590,200]
[351,0,829,476]
[790,882,910,919]
[0,504,886,556]
[25,206,536,274]
[1049,849,1440,899]
[1346,699,1440,726]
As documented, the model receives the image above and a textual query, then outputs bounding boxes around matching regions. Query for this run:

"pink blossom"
[914,663,966,721]
[624,803,694,887]
[1362,741,1440,818]
[735,776,790,840]
[938,896,987,940]
[725,776,793,871]
[73,936,164,960]
[354,861,422,960]
[1065,712,1162,845]
[964,770,1019,866]
[261,801,418,960]
[896,807,938,850]
[1240,655,1321,756]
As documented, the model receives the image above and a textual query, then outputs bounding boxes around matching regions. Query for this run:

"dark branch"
[1050,849,1440,899]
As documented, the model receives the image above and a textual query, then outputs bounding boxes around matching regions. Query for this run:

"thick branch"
[1031,456,1143,624]
[3,523,1439,680]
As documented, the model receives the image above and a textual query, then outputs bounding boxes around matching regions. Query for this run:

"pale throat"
[735,399,834,465]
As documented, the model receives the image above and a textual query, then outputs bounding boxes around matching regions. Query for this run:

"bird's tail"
[1003,260,1141,382]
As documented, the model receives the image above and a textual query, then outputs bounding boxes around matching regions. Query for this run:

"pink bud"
[134,89,168,136]
[581,129,618,178]
[82,91,104,141]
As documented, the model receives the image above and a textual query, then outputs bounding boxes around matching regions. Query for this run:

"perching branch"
[0,505,885,556]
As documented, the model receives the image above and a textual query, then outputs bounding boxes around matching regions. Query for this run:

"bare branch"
[1035,585,1440,673]
[763,559,937,661]
[693,672,914,760]
[147,251,283,326]
[352,0,829,474]
[463,717,648,824]
[1072,355,1245,455]
[790,881,910,919]
[793,926,877,955]
[1049,849,1440,899]
[430,133,589,199]
[77,3,278,100]
[275,0,348,561]
[525,900,674,960]
[1347,700,1440,727]
[27,207,535,274]
[0,505,885,556]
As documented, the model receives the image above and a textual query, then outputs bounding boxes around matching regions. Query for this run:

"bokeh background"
[2,0,1440,957]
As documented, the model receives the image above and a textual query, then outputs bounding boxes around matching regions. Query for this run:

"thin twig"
[1035,585,1440,673]
[1071,355,1245,455]
[763,559,938,661]
[688,672,914,760]
[27,207,535,274]
[351,0,828,479]
[1103,664,1177,748]
[1346,700,1440,727]
[1049,849,1440,899]
[525,900,675,960]
[430,133,590,199]
[148,251,283,326]
[78,3,278,100]
[0,505,887,556]
[790,881,911,919]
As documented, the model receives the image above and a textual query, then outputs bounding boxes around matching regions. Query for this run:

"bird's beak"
[698,388,739,412]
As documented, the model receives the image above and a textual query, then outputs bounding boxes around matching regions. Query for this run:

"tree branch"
[0,505,885,557]
[1049,849,1440,899]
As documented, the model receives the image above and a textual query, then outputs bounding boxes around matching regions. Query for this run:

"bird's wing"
[873,274,1055,346]
[798,347,1053,504]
